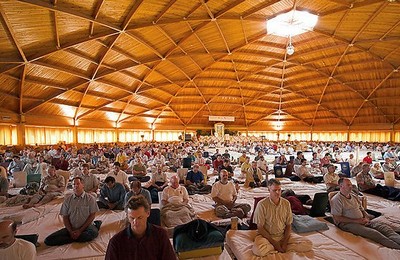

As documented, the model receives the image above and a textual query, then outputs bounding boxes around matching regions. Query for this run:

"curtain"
[78,129,116,144]
[118,130,151,142]
[154,131,181,141]
[348,132,390,142]
[0,124,17,145]
[312,132,347,142]
[25,126,73,145]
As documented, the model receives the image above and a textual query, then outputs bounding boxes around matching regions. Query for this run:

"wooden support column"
[17,114,26,146]
[17,123,25,146]
[115,127,119,143]
[390,124,395,143]
[72,125,78,144]
[347,127,350,142]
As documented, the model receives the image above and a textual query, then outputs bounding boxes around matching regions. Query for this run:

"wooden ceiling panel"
[0,94,18,113]
[167,56,201,80]
[3,2,56,58]
[132,27,176,57]
[97,0,138,26]
[102,100,127,111]
[195,22,230,53]
[131,93,165,107]
[102,48,132,67]
[80,94,111,109]
[0,21,20,61]
[55,13,94,42]
[90,79,131,96]
[22,81,64,103]
[155,60,189,81]
[0,74,19,94]
[32,102,76,118]
[113,33,161,63]
[27,63,81,83]
[40,51,96,76]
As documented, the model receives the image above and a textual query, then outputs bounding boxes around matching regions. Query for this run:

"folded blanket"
[161,203,196,228]
[191,194,212,203]
[292,214,329,233]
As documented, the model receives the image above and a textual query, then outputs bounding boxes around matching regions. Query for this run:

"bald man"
[0,220,36,259]
[161,175,189,206]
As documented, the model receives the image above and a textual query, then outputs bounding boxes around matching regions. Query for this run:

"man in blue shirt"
[186,164,204,185]
[185,164,211,195]
[98,176,126,210]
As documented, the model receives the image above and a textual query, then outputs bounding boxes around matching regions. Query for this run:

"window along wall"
[0,125,399,146]
[247,131,392,143]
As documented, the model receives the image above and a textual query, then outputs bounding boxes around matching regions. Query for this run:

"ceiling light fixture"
[287,34,295,55]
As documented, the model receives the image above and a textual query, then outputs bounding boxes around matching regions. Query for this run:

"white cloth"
[0,238,36,260]
[162,185,189,205]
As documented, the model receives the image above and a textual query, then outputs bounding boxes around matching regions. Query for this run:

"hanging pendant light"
[287,34,294,55]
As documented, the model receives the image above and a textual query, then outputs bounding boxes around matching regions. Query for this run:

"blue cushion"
[292,214,329,233]
[174,230,224,252]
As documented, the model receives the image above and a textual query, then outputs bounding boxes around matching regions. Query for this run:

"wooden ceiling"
[0,0,400,131]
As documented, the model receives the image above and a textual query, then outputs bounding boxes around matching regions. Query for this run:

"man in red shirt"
[105,195,176,260]
[362,152,373,165]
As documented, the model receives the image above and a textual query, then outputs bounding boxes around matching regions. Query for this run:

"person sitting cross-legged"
[244,161,265,188]
[147,166,168,203]
[331,178,400,249]
[131,158,150,183]
[160,175,196,228]
[252,179,313,256]
[211,169,250,219]
[296,159,323,183]
[23,165,65,209]
[44,177,101,246]
[185,164,211,194]
[98,176,126,210]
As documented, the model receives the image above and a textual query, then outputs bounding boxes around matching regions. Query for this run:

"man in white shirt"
[0,220,36,260]
[161,175,189,206]
[211,169,250,218]
[107,162,129,190]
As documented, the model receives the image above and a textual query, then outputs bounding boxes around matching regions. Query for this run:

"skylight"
[267,10,318,37]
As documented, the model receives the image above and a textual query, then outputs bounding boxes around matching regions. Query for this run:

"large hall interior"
[1,0,400,259]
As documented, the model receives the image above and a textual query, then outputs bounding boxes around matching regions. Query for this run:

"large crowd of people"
[0,138,400,258]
